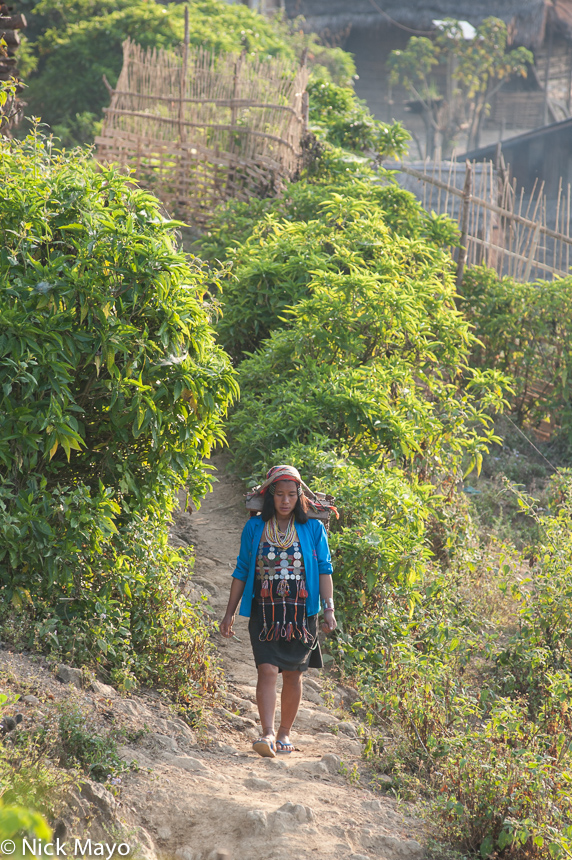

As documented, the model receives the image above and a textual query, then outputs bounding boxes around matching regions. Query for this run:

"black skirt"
[248,600,323,672]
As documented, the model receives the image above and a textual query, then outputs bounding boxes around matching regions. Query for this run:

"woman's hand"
[220,613,236,638]
[220,579,245,638]
[322,609,337,633]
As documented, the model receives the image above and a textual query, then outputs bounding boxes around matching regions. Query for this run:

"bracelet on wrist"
[322,597,335,612]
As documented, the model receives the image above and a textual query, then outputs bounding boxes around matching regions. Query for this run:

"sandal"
[252,738,276,758]
[276,739,294,754]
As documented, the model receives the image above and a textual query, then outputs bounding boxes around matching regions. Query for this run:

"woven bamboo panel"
[96,40,309,225]
[395,158,572,283]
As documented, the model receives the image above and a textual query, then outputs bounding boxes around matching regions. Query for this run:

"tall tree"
[388,18,532,157]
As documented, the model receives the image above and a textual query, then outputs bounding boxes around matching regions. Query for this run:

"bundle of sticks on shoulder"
[245,481,338,526]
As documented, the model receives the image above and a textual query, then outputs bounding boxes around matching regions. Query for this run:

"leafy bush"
[321,474,572,858]
[460,266,572,439]
[0,802,51,855]
[200,169,434,264]
[307,78,410,154]
[57,703,127,783]
[1,134,235,501]
[0,131,236,691]
[329,500,572,858]
[210,179,461,361]
[429,699,572,857]
[494,480,572,712]
[226,193,507,473]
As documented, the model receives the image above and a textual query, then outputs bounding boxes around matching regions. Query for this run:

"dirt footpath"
[0,455,427,860]
[140,453,427,860]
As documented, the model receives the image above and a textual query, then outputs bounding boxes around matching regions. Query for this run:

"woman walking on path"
[220,465,337,757]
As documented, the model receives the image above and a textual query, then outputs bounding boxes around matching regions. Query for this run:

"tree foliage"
[388,17,532,155]
[21,0,355,146]
[307,78,410,155]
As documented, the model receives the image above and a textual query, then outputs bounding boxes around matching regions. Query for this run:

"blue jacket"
[232,516,333,618]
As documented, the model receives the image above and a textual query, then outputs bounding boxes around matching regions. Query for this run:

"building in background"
[276,1,572,154]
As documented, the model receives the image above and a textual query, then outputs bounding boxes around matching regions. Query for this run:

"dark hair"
[261,488,309,524]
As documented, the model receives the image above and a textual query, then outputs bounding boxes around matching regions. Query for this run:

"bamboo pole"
[456,162,472,288]
[524,223,541,282]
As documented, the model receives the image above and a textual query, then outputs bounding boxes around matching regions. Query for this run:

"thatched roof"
[285,0,547,47]
[552,0,572,36]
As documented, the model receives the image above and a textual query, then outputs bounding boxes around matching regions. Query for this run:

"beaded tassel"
[274,622,281,641]
[299,583,308,598]
[293,581,302,640]
[277,579,289,597]
[259,588,270,641]
[286,622,293,642]
[261,579,270,597]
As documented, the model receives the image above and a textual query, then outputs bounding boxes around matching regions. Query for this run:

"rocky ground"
[0,455,427,860]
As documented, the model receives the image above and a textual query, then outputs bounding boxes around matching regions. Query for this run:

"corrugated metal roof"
[461,115,572,162]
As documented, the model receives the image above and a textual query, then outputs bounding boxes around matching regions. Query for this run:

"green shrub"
[0,133,236,504]
[213,180,461,361]
[307,78,410,154]
[429,699,572,857]
[57,703,127,783]
[201,170,455,270]
[0,803,51,854]
[494,480,572,711]
[325,476,572,858]
[0,131,236,690]
[460,266,572,440]
[227,206,508,473]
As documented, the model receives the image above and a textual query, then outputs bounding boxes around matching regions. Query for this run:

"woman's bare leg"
[277,670,302,747]
[256,663,279,740]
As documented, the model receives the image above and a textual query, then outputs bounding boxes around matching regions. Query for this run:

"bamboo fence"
[96,39,309,225]
[395,158,572,284]
[395,158,572,441]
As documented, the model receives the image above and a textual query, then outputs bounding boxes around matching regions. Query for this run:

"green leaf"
[480,835,494,858]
